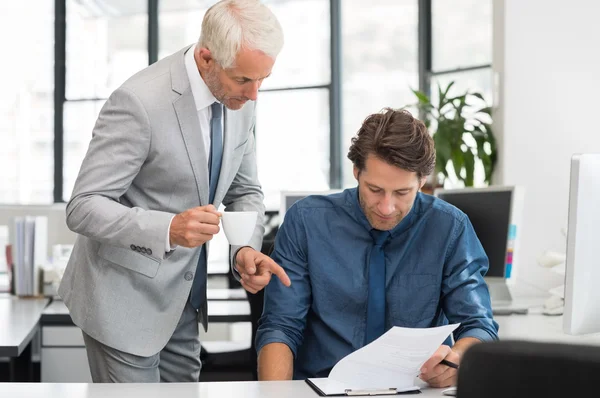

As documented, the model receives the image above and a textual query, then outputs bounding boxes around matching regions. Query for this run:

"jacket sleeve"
[66,87,174,261]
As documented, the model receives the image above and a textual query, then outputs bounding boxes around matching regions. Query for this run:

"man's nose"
[244,81,260,101]
[378,195,395,215]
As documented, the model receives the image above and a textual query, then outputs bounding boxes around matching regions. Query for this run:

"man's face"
[354,154,425,231]
[196,47,275,110]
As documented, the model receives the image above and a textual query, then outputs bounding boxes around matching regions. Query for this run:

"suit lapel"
[171,46,209,206]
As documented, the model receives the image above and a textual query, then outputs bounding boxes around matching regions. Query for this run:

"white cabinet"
[41,326,91,382]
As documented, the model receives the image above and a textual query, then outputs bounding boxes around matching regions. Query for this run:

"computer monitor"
[563,153,600,335]
[279,190,344,224]
[433,186,524,306]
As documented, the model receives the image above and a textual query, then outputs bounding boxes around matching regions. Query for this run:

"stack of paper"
[307,324,459,396]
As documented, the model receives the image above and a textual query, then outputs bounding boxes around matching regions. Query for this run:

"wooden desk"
[0,295,49,381]
[0,380,447,398]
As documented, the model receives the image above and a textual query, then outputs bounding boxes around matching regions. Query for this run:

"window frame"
[52,0,490,203]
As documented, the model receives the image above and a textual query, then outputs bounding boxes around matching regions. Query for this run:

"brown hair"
[347,108,435,180]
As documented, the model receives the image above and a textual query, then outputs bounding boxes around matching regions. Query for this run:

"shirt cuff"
[230,245,252,281]
[255,329,298,359]
[456,327,498,343]
[166,215,178,252]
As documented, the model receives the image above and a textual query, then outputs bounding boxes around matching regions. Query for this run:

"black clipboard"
[305,379,422,396]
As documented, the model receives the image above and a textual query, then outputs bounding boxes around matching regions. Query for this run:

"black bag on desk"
[456,340,600,398]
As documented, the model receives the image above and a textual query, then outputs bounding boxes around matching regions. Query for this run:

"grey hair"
[198,0,284,69]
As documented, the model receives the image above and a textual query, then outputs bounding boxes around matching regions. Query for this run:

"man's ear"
[353,166,360,181]
[195,47,214,70]
[419,177,427,190]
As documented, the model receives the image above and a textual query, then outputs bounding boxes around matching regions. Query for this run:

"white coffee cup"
[221,211,258,246]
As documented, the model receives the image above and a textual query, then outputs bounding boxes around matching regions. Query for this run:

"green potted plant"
[410,81,497,188]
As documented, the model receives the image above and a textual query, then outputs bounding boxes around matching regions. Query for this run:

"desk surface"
[0,380,446,398]
[41,299,251,325]
[496,310,600,345]
[0,295,49,357]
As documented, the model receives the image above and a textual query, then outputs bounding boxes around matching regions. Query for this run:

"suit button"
[147,248,152,255]
[130,244,136,251]
[184,271,194,281]
[141,247,147,254]
[136,245,142,252]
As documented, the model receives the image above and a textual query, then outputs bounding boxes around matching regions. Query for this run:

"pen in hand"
[440,359,459,369]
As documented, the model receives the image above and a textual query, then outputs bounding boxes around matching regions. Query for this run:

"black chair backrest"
[456,339,600,398]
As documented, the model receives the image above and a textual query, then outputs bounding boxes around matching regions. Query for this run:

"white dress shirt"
[165,44,223,251]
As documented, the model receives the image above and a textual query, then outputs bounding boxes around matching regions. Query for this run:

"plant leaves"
[463,149,475,187]
[470,92,486,102]
[410,80,497,186]
[411,89,431,105]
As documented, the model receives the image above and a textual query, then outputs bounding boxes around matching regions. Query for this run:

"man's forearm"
[452,337,481,360]
[257,343,294,380]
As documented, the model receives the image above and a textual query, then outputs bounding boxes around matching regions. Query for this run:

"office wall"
[495,0,600,290]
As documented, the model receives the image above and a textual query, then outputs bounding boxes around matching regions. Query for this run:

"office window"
[158,2,205,59]
[43,0,495,205]
[0,1,54,204]
[159,0,331,211]
[255,0,331,210]
[341,0,419,187]
[258,0,330,90]
[432,0,492,71]
[63,0,148,200]
[430,0,493,187]
[256,89,330,210]
[430,68,493,108]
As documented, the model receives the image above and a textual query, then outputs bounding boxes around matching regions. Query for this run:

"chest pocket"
[388,273,439,325]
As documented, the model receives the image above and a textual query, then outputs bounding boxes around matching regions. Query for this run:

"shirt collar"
[346,187,422,238]
[184,44,218,111]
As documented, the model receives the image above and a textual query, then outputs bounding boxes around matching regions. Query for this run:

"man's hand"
[419,344,461,388]
[169,205,221,248]
[235,247,291,293]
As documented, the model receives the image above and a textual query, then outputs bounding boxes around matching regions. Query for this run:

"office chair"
[456,339,600,398]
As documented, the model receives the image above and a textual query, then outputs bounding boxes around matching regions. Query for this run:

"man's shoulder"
[119,47,188,96]
[287,189,350,218]
[294,189,347,208]
[419,193,467,224]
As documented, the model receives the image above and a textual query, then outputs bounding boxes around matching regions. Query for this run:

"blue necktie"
[190,102,224,325]
[365,229,390,345]
[208,102,223,203]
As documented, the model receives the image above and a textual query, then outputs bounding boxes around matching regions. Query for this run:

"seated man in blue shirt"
[254,108,499,388]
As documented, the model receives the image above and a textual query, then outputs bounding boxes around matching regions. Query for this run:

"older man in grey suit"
[58,0,290,383]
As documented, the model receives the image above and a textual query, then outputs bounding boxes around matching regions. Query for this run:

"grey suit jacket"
[58,45,265,357]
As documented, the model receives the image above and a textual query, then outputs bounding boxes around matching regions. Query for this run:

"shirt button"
[184,271,194,281]
[130,244,136,251]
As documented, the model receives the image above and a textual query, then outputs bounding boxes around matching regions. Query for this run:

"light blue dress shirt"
[256,188,499,379]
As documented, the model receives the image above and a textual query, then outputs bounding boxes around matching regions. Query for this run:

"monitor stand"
[487,279,529,315]
[488,279,513,305]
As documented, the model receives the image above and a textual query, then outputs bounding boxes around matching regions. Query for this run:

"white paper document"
[307,324,459,395]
